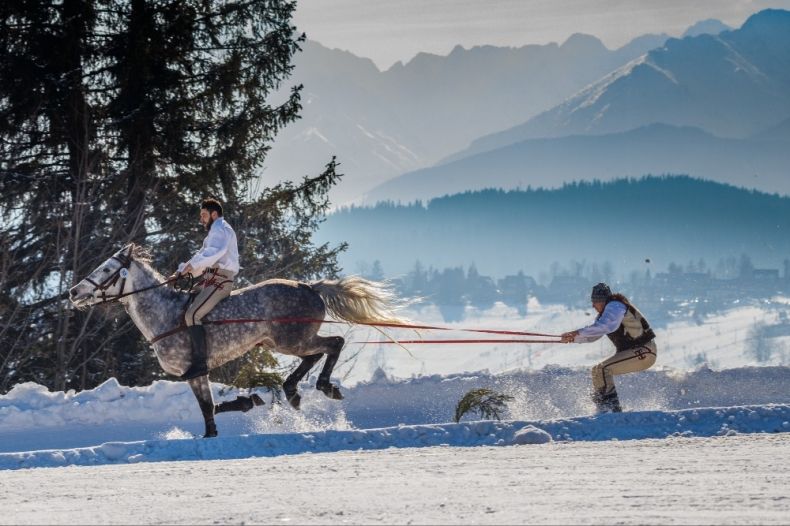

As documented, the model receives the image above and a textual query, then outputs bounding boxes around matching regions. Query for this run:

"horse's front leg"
[187,376,217,438]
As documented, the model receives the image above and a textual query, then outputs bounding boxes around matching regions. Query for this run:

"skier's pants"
[592,341,657,395]
[185,268,235,326]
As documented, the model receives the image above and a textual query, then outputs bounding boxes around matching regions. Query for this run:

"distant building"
[753,269,780,281]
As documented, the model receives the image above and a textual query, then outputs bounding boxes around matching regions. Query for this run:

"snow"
[2,435,788,525]
[2,367,789,469]
[2,301,789,523]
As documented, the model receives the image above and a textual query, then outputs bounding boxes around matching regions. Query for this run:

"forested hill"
[317,176,790,278]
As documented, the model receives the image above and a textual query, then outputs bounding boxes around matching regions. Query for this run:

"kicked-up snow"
[1,364,789,469]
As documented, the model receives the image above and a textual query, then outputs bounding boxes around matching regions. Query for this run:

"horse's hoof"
[287,392,301,410]
[239,396,255,413]
[283,385,301,410]
[204,423,218,438]
[316,382,344,400]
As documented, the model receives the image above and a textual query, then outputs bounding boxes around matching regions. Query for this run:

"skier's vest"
[601,300,656,352]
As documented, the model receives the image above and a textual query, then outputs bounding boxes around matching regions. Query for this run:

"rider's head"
[200,198,223,230]
[590,282,612,314]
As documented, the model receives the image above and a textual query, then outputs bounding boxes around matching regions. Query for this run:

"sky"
[293,0,790,69]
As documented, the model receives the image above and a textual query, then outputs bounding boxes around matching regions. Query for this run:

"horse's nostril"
[69,288,78,299]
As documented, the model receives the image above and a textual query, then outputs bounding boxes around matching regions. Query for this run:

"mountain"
[453,9,790,161]
[316,176,790,278]
[752,116,790,141]
[682,18,731,38]
[264,33,673,204]
[363,123,790,204]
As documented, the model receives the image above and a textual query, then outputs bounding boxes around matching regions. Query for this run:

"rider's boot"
[182,325,209,380]
[592,388,622,413]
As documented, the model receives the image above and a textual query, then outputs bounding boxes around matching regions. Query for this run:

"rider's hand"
[560,330,579,343]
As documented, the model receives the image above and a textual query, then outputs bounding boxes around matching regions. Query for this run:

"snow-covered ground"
[3,435,788,525]
[2,300,789,523]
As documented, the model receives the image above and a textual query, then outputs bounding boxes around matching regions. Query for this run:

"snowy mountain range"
[364,122,790,203]
[261,13,789,206]
[362,9,790,204]
[451,9,790,161]
[265,24,723,203]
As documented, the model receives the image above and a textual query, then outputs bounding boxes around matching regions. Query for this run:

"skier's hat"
[591,282,612,303]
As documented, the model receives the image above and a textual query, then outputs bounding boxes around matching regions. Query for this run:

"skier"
[561,282,657,413]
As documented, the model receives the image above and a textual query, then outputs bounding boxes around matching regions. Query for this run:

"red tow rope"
[150,316,562,345]
[353,339,561,345]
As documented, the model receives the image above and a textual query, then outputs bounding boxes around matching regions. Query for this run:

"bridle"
[83,246,177,304]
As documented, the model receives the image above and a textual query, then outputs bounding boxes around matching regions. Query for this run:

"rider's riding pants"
[591,341,657,395]
[185,267,236,326]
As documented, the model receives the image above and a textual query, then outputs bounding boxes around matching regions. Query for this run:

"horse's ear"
[117,243,135,262]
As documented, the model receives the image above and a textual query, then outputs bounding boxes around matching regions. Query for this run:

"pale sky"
[294,0,790,69]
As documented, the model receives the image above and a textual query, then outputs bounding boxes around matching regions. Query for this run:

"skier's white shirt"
[574,301,627,343]
[178,217,240,275]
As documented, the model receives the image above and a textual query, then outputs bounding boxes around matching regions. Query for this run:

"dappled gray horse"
[69,244,406,437]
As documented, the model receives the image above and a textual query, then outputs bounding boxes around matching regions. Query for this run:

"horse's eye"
[103,268,111,273]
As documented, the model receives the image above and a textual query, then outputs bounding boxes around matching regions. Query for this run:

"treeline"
[0,1,344,393]
[319,176,790,279]
[359,252,789,322]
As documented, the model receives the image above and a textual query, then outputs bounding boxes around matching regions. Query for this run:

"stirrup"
[181,363,209,381]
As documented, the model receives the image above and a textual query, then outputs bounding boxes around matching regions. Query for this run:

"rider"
[560,282,657,413]
[172,198,240,379]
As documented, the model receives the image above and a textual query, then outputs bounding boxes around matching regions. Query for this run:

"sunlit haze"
[294,0,790,69]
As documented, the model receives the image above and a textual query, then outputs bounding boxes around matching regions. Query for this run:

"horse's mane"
[129,243,154,263]
[127,243,168,282]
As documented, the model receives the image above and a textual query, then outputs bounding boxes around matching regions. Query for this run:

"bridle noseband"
[84,246,134,304]
[83,246,177,304]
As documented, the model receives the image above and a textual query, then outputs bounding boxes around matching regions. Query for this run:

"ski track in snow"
[2,434,788,525]
[0,404,788,471]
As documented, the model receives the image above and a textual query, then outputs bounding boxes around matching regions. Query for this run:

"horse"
[69,243,407,438]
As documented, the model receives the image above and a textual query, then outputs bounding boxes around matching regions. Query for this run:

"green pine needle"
[454,388,514,423]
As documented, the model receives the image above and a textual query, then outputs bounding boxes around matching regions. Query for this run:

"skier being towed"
[561,282,657,413]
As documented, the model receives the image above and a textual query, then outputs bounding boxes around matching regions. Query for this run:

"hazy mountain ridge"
[364,122,790,204]
[265,30,684,203]
[317,176,790,278]
[455,9,790,161]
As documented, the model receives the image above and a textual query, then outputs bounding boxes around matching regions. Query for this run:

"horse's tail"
[310,276,409,325]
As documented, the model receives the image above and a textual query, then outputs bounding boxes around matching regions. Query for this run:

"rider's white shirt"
[178,217,240,275]
[573,301,627,343]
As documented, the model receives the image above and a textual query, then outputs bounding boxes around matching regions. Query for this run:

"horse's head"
[69,244,137,308]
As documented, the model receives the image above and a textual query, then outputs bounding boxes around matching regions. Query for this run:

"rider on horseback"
[172,198,240,379]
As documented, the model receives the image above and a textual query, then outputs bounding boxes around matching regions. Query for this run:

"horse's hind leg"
[187,376,217,438]
[315,336,346,401]
[282,353,322,410]
[215,393,265,414]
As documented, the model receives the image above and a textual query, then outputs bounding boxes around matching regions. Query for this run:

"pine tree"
[0,1,345,393]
